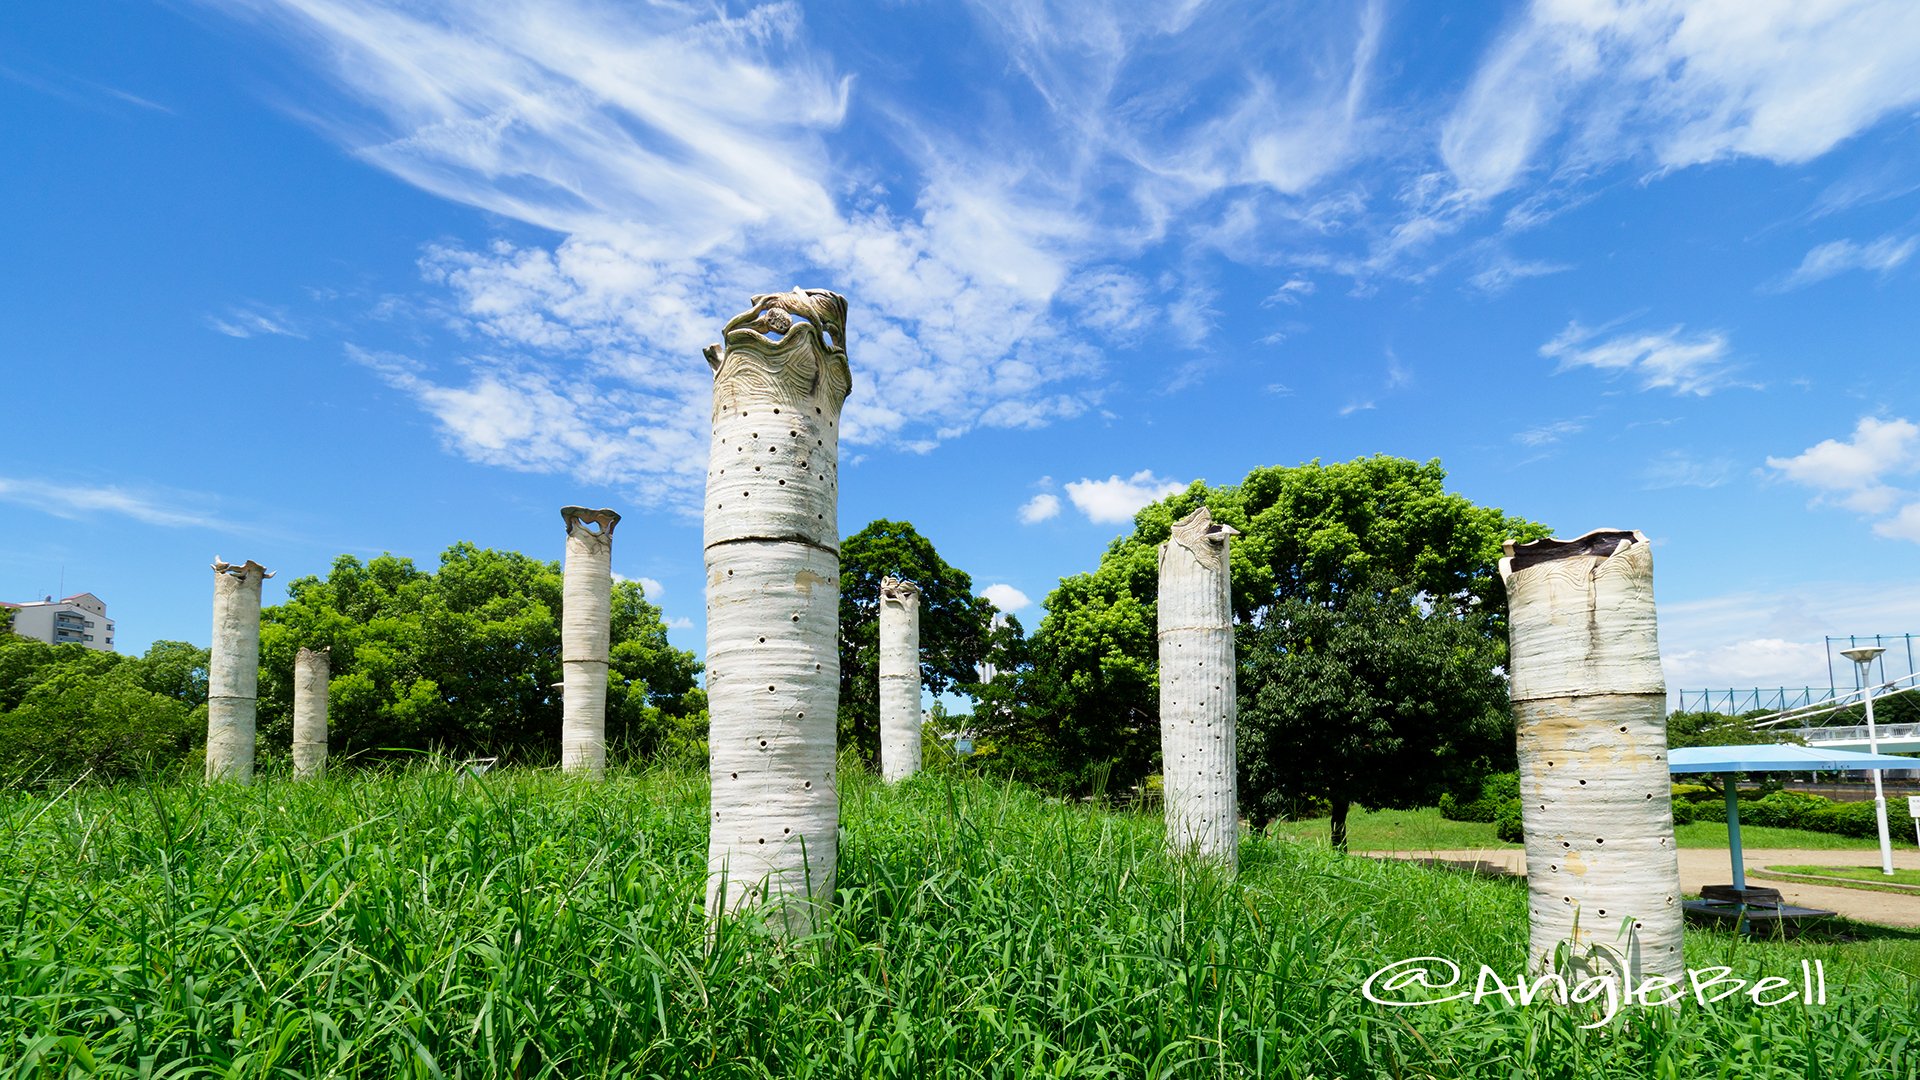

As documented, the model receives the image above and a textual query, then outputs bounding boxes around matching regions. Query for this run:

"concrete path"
[1357,847,1920,929]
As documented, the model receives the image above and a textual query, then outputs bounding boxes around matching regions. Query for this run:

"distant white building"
[3,592,115,652]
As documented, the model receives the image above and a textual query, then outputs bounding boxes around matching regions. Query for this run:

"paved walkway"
[1357,847,1920,929]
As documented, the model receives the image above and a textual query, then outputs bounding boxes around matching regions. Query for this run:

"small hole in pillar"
[779,480,786,486]
[1646,793,1653,799]
[790,430,797,437]
[1562,841,1571,848]
[1597,909,1607,916]
[758,838,765,844]
[730,773,737,779]
[1619,726,1627,732]
[784,827,790,834]
[773,408,780,414]
[1578,779,1586,786]
[758,637,766,643]
[752,432,758,437]
[758,739,768,748]
[815,407,821,413]
[796,711,804,718]
[754,466,761,472]
[768,685,776,692]
[804,780,812,789]
[791,614,800,621]
[1595,837,1604,844]
[1550,864,1558,871]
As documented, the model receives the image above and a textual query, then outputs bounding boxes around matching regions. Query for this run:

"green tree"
[1238,580,1514,849]
[0,639,210,782]
[1666,710,1806,749]
[995,456,1548,794]
[259,544,701,760]
[837,520,997,766]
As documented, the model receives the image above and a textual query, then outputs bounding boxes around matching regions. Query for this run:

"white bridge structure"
[1677,634,1920,769]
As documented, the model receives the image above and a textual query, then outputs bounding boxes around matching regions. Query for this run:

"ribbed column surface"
[1502,529,1683,984]
[879,577,923,782]
[291,646,329,780]
[206,559,270,783]
[1156,507,1240,868]
[561,507,619,777]
[704,289,852,935]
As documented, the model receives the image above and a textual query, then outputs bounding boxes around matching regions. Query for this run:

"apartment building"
[2,592,115,651]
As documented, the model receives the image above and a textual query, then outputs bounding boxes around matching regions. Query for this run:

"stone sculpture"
[1501,529,1683,983]
[292,646,330,779]
[561,506,620,777]
[1157,507,1240,867]
[703,288,852,933]
[878,576,923,782]
[206,559,271,783]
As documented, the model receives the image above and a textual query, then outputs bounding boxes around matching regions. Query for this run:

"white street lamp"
[1840,646,1896,876]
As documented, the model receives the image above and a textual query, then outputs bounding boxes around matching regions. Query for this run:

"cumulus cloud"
[1658,577,1920,691]
[1064,471,1185,524]
[637,576,663,599]
[1017,493,1061,524]
[1540,321,1741,395]
[981,584,1031,613]
[1764,233,1918,292]
[1767,416,1920,539]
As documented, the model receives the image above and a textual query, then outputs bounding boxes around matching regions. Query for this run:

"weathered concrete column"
[561,506,620,777]
[206,559,271,783]
[878,576,923,782]
[1501,529,1683,984]
[1157,507,1240,867]
[291,646,329,779]
[703,288,852,934]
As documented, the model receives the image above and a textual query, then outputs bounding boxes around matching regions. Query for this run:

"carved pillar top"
[880,575,922,611]
[562,506,621,545]
[212,559,274,583]
[1166,506,1239,572]
[705,288,853,419]
[1501,528,1663,700]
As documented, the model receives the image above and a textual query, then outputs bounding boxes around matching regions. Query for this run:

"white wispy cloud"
[0,476,233,530]
[1658,577,1920,691]
[1513,419,1585,446]
[1540,320,1741,396]
[1763,233,1917,292]
[1017,493,1061,524]
[1642,450,1733,489]
[1064,471,1185,524]
[1442,0,1920,199]
[206,306,304,339]
[1767,416,1920,534]
[980,583,1031,613]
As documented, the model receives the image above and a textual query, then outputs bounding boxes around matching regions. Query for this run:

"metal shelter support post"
[1842,646,1897,877]
[1723,773,1745,891]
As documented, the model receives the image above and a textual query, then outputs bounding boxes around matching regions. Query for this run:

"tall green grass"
[1,763,1916,1078]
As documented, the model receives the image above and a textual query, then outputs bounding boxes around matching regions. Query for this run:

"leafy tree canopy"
[0,636,210,782]
[260,544,702,761]
[977,456,1547,794]
[838,520,997,765]
[1238,581,1514,848]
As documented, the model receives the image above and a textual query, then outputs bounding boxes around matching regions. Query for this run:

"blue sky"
[4,0,1919,700]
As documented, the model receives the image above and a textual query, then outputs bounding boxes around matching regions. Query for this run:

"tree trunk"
[206,559,270,783]
[1330,797,1350,852]
[878,576,922,782]
[703,289,852,936]
[1502,529,1683,984]
[291,646,329,779]
[561,507,620,777]
[1156,506,1240,868]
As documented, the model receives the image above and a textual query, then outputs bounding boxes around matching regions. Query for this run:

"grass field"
[2,764,1918,1078]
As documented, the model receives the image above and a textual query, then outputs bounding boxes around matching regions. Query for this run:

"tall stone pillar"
[1157,507,1240,867]
[206,559,271,783]
[1501,529,1683,983]
[703,288,852,934]
[561,506,620,777]
[292,646,329,779]
[878,576,923,782]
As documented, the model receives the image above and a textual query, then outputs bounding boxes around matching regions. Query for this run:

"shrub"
[0,667,200,782]
[1439,771,1518,823]
[1494,797,1524,842]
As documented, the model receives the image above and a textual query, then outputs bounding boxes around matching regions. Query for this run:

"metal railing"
[1677,633,1917,727]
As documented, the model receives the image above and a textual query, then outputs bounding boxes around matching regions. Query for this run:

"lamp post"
[1840,646,1895,876]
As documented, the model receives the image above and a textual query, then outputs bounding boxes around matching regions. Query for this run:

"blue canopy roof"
[1668,743,1920,773]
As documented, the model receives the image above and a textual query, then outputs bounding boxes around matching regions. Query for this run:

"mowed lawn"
[1,765,1916,1078]
[1268,804,1919,853]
